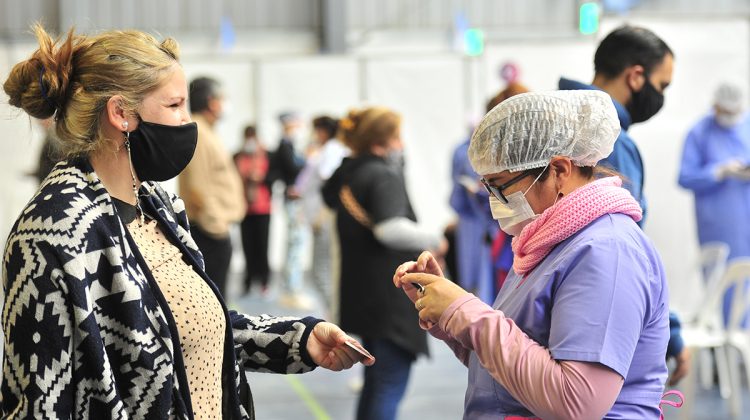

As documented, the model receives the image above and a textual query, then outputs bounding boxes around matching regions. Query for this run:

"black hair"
[312,115,339,139]
[525,164,621,184]
[594,26,673,79]
[243,125,256,139]
[189,76,221,113]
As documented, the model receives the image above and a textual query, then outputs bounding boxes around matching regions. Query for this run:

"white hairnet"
[714,83,744,113]
[468,90,620,175]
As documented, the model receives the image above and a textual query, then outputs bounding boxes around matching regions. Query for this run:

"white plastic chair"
[722,259,750,417]
[678,244,733,419]
[682,242,731,326]
[680,242,731,390]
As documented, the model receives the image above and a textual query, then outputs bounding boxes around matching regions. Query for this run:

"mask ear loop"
[522,163,550,196]
[123,129,145,226]
[552,190,563,206]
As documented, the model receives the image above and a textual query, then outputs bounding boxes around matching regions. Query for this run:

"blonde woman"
[2,25,372,419]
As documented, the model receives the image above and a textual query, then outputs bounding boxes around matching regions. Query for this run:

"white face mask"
[716,112,743,128]
[490,177,544,238]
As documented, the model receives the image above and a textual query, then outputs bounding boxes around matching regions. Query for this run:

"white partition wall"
[0,43,47,247]
[256,57,360,148]
[364,55,467,236]
[483,39,597,93]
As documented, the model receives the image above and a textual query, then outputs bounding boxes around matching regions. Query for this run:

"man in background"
[559,25,688,385]
[560,25,673,224]
[179,76,246,298]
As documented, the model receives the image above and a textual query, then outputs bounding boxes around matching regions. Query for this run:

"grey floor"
[227,272,750,420]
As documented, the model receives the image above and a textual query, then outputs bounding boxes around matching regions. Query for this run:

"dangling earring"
[117,121,129,153]
[123,126,145,226]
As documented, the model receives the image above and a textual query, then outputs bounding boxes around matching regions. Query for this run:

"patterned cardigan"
[1,159,321,419]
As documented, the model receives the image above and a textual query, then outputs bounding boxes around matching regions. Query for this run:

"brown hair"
[526,163,622,183]
[339,107,401,155]
[485,82,530,113]
[3,24,181,158]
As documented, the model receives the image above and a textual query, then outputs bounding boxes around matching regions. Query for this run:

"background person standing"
[295,115,348,312]
[234,125,273,296]
[179,76,246,298]
[271,111,312,309]
[679,83,750,324]
[679,83,750,260]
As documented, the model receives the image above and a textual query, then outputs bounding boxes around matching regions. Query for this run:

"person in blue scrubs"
[679,83,750,325]
[449,137,497,303]
[679,83,750,260]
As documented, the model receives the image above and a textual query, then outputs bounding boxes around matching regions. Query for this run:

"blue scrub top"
[464,213,669,419]
[449,139,500,304]
[678,113,750,259]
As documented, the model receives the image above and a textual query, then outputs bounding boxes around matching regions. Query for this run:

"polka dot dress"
[128,218,226,419]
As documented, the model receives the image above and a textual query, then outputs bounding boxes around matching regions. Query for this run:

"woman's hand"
[400,272,470,325]
[393,251,467,330]
[394,251,469,325]
[306,322,375,371]
[393,251,445,302]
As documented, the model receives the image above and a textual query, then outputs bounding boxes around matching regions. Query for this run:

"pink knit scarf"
[511,177,642,276]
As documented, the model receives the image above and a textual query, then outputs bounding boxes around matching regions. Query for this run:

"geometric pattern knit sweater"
[2,158,321,419]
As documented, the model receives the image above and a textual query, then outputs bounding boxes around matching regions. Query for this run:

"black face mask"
[627,77,665,124]
[125,120,198,182]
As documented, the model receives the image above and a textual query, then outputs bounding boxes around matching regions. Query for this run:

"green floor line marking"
[285,375,331,420]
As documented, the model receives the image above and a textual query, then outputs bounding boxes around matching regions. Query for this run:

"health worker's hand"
[736,167,750,181]
[307,322,375,371]
[394,251,450,329]
[717,160,748,180]
[393,251,444,302]
[398,270,470,325]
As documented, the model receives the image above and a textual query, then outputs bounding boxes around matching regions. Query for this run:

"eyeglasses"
[481,171,533,204]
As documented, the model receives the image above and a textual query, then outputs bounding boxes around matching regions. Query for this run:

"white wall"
[0,44,49,246]
[364,55,467,234]
[1,17,748,310]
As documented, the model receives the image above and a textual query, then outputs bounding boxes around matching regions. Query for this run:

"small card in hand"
[345,341,375,363]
